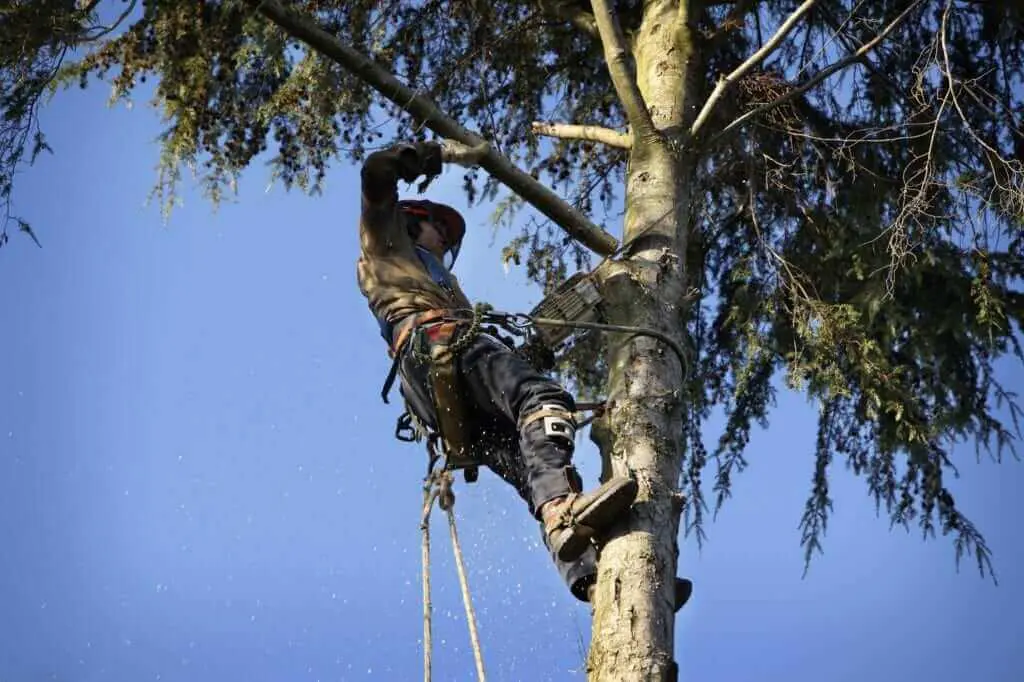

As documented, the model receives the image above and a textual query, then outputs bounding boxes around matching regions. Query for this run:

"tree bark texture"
[587,1,700,680]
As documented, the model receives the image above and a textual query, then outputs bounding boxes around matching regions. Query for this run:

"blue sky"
[0,73,1021,682]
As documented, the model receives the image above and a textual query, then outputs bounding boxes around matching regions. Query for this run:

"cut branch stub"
[531,122,632,149]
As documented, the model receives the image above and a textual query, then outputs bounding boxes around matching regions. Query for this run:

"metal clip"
[395,411,419,442]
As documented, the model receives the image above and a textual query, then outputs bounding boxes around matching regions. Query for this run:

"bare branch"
[938,0,1023,219]
[690,0,818,139]
[882,88,950,298]
[79,0,137,42]
[707,0,925,148]
[814,3,907,101]
[589,0,656,140]
[247,0,619,256]
[531,122,632,149]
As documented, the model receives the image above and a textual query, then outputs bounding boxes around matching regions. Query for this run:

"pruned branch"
[690,0,818,139]
[248,0,619,256]
[706,0,925,148]
[531,122,632,149]
[589,0,656,140]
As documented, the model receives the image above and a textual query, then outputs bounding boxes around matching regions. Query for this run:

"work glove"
[392,142,440,182]
[440,139,490,168]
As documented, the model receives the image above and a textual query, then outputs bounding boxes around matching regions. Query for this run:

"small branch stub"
[531,122,632,149]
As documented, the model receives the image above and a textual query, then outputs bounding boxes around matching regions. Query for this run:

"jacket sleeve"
[360,142,444,214]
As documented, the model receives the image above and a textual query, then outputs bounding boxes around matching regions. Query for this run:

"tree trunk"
[587,2,700,680]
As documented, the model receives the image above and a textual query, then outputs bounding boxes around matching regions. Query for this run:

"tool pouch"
[422,324,479,479]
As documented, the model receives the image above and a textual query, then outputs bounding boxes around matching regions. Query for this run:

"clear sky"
[1,73,1021,682]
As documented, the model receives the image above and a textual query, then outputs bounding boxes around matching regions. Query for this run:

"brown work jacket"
[356,142,472,346]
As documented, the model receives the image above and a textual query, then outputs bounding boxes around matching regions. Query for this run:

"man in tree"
[356,137,692,610]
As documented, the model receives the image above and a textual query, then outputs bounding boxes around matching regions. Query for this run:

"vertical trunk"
[587,1,700,680]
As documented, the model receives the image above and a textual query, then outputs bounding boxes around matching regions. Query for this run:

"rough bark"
[586,1,700,679]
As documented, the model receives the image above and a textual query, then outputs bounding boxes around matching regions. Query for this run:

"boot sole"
[674,578,693,612]
[553,477,638,563]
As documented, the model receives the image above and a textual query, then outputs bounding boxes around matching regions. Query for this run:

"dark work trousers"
[397,327,598,601]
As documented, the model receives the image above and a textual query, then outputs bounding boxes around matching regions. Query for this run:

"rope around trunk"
[420,468,487,681]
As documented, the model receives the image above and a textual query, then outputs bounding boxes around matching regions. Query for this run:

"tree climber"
[356,138,691,610]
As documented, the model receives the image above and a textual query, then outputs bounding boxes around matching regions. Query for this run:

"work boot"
[541,476,638,563]
[586,578,694,613]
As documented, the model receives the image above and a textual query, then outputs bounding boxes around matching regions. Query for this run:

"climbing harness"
[420,461,486,682]
[382,299,689,484]
[382,302,688,405]
[484,309,689,375]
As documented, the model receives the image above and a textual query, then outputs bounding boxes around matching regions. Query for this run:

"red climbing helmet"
[398,199,466,269]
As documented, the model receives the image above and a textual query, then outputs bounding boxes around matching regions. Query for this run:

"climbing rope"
[419,480,436,682]
[448,306,693,379]
[420,465,487,682]
[515,313,690,377]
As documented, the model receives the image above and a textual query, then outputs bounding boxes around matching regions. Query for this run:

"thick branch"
[589,0,656,140]
[249,0,619,256]
[690,0,817,139]
[531,122,632,149]
[706,0,924,148]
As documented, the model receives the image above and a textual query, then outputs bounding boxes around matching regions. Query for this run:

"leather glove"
[393,143,440,182]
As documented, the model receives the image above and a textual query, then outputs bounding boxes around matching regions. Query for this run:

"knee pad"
[521,404,577,446]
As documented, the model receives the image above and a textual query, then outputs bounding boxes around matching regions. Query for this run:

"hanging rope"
[420,466,487,682]
[420,479,437,682]
[445,487,486,681]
